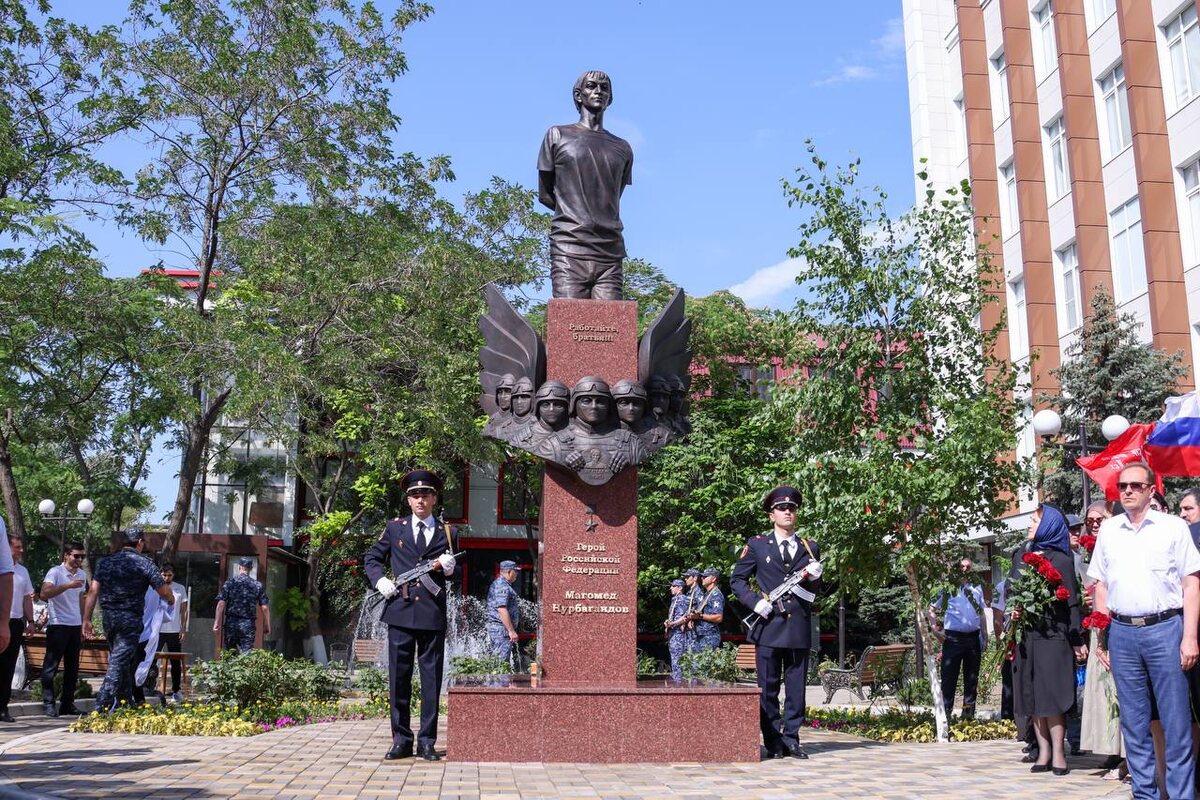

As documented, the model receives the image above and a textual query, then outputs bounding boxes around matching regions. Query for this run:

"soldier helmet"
[401,469,442,496]
[512,376,535,397]
[611,379,648,401]
[237,557,254,569]
[646,374,672,395]
[569,376,612,415]
[701,567,721,578]
[119,527,145,545]
[667,375,687,393]
[534,380,570,405]
[762,485,803,512]
[496,374,517,392]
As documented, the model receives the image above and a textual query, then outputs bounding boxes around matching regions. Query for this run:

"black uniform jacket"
[731,533,821,649]
[364,516,457,631]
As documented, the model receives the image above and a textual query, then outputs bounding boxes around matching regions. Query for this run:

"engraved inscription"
[568,323,618,343]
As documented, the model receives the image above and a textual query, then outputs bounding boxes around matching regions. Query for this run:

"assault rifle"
[389,552,466,599]
[741,567,816,632]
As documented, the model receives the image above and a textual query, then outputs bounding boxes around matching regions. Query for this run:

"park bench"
[351,638,383,674]
[735,643,757,678]
[820,643,914,704]
[22,633,110,685]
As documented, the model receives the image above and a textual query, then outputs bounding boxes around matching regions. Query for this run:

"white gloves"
[806,560,823,579]
[754,599,774,618]
[375,577,398,598]
[438,552,456,575]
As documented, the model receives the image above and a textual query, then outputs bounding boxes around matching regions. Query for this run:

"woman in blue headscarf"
[1009,504,1084,776]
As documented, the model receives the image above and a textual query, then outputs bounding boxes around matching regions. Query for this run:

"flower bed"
[69,697,389,737]
[808,708,1016,743]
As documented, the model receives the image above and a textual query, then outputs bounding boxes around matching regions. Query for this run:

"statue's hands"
[565,451,586,470]
[609,452,629,473]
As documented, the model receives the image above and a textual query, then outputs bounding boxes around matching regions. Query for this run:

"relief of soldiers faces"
[537,398,569,430]
[611,379,648,430]
[496,373,517,413]
[575,394,609,427]
[511,377,535,419]
[668,375,687,414]
[647,375,671,419]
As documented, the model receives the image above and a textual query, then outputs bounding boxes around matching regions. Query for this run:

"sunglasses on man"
[771,502,798,513]
[1117,481,1150,492]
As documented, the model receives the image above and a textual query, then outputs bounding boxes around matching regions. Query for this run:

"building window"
[953,95,968,164]
[1110,198,1147,302]
[1089,0,1115,29]
[1165,5,1200,108]
[1183,161,1200,264]
[1000,161,1018,239]
[1057,244,1081,331]
[1045,117,1069,201]
[1010,277,1029,359]
[1033,4,1057,82]
[1100,65,1132,156]
[992,51,1009,121]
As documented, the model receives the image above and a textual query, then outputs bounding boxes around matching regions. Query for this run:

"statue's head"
[511,376,535,418]
[496,373,517,412]
[647,374,672,417]
[668,375,687,412]
[534,380,570,430]
[570,375,612,426]
[611,379,647,428]
[573,70,613,113]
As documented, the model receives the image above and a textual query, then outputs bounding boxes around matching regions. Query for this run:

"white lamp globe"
[1032,409,1063,438]
[1102,414,1131,442]
[37,499,55,516]
[77,498,95,516]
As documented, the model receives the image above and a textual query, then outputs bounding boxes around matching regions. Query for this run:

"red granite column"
[539,298,639,685]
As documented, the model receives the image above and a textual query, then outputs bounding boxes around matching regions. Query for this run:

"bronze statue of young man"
[538,70,633,301]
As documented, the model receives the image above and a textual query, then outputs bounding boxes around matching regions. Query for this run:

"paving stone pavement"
[0,715,1136,800]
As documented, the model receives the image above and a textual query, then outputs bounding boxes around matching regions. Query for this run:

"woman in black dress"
[1011,504,1086,776]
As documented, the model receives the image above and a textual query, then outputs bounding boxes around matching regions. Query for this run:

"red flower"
[1082,612,1112,631]
[1055,586,1070,601]
[1022,552,1044,566]
[1079,533,1097,553]
[1037,562,1062,584]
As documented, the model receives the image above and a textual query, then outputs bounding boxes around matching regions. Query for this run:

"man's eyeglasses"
[1117,481,1150,492]
[771,503,798,513]
[408,489,435,498]
[68,553,84,560]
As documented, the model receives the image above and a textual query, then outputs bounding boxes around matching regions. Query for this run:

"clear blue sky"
[54,1,916,516]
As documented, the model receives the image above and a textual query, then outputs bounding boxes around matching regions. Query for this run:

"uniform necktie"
[417,521,427,550]
[781,539,793,563]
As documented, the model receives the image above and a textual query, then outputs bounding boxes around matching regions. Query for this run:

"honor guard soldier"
[486,560,522,661]
[214,558,270,653]
[82,528,175,712]
[682,568,702,652]
[664,579,690,681]
[731,486,823,760]
[364,469,457,762]
[689,568,726,652]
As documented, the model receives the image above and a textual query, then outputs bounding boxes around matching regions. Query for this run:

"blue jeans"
[1109,614,1195,800]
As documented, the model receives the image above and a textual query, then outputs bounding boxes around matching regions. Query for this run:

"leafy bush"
[69,698,387,736]
[896,677,932,708]
[679,643,743,683]
[449,653,509,677]
[192,650,340,709]
[636,651,663,677]
[53,673,93,699]
[809,708,1015,743]
[354,665,388,701]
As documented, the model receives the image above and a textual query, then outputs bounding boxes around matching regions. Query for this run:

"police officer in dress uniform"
[82,528,175,712]
[364,469,457,762]
[689,567,726,652]
[214,558,270,653]
[486,560,522,661]
[731,486,823,761]
[664,579,690,681]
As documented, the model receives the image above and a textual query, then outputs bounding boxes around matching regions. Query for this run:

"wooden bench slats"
[820,644,914,704]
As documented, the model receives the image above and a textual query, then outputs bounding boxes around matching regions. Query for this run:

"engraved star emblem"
[584,516,598,533]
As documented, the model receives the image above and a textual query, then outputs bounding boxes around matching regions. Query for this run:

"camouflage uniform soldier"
[682,568,702,653]
[689,567,726,652]
[214,558,270,653]
[82,529,174,712]
[663,579,690,681]
[485,560,522,661]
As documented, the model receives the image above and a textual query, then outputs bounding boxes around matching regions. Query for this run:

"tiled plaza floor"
[0,715,1132,800]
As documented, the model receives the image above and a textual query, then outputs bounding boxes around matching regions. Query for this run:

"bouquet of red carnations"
[1079,533,1097,554]
[1003,551,1073,660]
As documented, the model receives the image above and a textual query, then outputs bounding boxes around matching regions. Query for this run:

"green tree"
[1039,289,1188,509]
[96,0,440,561]
[770,148,1026,740]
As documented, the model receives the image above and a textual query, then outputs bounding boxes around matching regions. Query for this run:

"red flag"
[1075,423,1162,500]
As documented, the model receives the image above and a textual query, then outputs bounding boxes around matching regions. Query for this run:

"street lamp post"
[1032,410,1130,509]
[38,498,95,551]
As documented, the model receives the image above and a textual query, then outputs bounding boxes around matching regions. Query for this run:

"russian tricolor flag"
[1145,392,1200,476]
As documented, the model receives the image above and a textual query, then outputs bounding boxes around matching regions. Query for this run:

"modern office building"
[904,0,1200,514]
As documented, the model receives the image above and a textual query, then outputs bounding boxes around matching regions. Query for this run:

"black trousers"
[940,630,981,718]
[0,619,24,711]
[144,632,182,693]
[756,644,810,750]
[387,625,445,748]
[41,624,82,707]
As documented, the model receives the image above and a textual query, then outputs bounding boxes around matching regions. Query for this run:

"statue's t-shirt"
[538,123,633,262]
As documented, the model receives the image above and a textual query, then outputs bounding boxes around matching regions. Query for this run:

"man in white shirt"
[1092,462,1200,800]
[40,541,88,716]
[0,533,34,721]
[145,563,187,701]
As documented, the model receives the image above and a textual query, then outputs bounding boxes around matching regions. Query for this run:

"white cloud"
[814,17,903,87]
[727,257,808,308]
[814,64,879,87]
[874,17,905,57]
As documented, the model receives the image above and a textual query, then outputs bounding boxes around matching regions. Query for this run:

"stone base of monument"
[446,677,760,762]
